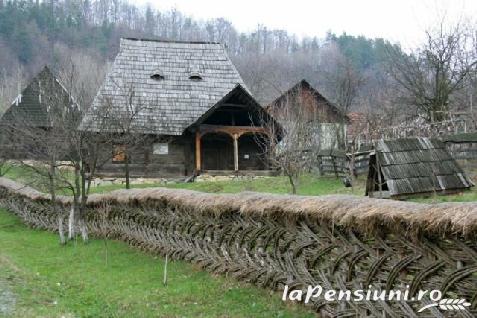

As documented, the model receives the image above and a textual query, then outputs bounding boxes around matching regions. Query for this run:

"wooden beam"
[233,133,239,171]
[195,131,201,172]
[217,103,249,108]
[198,124,269,137]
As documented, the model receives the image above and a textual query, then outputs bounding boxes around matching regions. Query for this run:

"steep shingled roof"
[0,66,73,127]
[366,138,473,198]
[79,38,250,135]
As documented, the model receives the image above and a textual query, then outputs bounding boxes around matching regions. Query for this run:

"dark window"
[150,73,164,80]
[112,145,126,163]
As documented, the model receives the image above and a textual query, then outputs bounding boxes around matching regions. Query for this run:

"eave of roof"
[190,83,283,136]
[124,37,221,45]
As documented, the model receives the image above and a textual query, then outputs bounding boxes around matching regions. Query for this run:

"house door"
[201,133,234,170]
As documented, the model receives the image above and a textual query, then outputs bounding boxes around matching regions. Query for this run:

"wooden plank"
[195,131,201,172]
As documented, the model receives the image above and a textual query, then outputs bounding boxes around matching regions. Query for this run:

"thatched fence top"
[1,177,476,238]
[2,176,477,316]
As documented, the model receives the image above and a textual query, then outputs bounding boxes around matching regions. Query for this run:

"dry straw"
[1,177,476,237]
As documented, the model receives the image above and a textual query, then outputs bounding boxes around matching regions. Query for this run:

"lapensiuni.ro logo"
[282,285,471,313]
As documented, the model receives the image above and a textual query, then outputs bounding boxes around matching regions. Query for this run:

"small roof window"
[150,70,164,80]
[189,72,202,80]
[189,64,203,80]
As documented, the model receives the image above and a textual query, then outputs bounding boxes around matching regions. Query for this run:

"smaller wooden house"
[366,138,473,199]
[266,79,348,150]
[0,66,76,159]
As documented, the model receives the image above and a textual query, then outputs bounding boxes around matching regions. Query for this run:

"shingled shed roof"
[1,66,73,128]
[366,138,473,198]
[79,38,250,135]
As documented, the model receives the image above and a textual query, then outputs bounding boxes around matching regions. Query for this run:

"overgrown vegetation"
[0,209,313,317]
[0,0,405,113]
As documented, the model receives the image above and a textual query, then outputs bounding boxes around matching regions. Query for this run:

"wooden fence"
[446,143,477,161]
[317,149,348,177]
[1,177,476,317]
[317,149,371,177]
[349,150,371,176]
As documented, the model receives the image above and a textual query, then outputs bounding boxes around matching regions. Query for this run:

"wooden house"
[266,79,348,150]
[0,66,77,159]
[366,138,473,199]
[79,38,278,178]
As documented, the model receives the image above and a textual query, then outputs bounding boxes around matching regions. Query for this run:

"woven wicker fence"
[0,177,476,317]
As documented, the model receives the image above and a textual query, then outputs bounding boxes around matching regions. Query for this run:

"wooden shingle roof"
[80,38,249,135]
[368,138,473,197]
[1,66,72,128]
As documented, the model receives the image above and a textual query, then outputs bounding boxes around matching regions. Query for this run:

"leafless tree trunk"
[48,157,65,245]
[124,145,131,189]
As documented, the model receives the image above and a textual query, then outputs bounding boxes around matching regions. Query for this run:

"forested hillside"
[0,0,475,126]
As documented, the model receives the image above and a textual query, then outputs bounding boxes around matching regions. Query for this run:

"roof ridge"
[122,37,221,45]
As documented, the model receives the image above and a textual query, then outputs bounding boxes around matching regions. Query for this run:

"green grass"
[0,209,313,317]
[88,175,366,196]
[3,164,39,186]
[409,188,477,203]
[4,162,477,202]
[3,163,75,195]
[166,175,366,196]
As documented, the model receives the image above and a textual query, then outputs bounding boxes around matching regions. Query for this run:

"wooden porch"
[194,124,271,174]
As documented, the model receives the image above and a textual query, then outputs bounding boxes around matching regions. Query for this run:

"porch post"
[233,133,239,171]
[195,131,201,172]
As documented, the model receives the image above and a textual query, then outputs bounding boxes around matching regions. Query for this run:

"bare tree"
[100,80,152,189]
[321,44,365,113]
[387,21,477,122]
[334,60,364,113]
[0,125,11,176]
[55,58,111,242]
[259,87,322,194]
[1,69,74,244]
[0,64,24,115]
[1,56,108,244]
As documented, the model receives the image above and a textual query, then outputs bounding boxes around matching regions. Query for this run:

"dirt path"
[0,278,15,316]
[0,255,18,316]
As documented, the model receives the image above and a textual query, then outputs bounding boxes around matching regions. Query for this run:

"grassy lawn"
[409,188,477,203]
[0,209,314,318]
[3,164,75,195]
[82,175,477,203]
[2,162,367,196]
[89,175,367,196]
[3,164,41,187]
[3,162,477,202]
